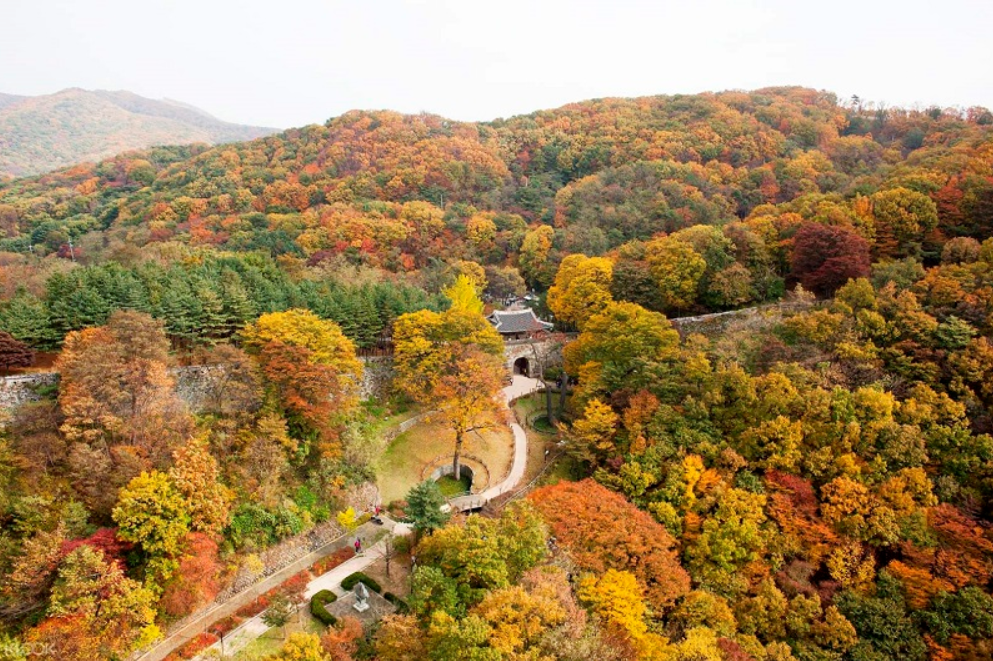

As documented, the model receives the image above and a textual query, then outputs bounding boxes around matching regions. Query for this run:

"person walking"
[354,537,362,554]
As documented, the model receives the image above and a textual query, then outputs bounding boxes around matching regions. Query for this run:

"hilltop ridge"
[0,88,277,177]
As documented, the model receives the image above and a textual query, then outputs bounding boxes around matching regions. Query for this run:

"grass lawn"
[361,397,420,438]
[513,391,568,431]
[376,418,514,505]
[511,392,566,487]
[436,474,471,496]
[231,611,326,660]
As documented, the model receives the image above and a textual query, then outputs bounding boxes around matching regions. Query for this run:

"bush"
[383,591,409,613]
[393,535,411,555]
[387,499,408,519]
[356,512,372,526]
[235,595,269,619]
[312,547,353,575]
[310,589,338,626]
[340,571,382,593]
[208,615,243,637]
[171,632,218,660]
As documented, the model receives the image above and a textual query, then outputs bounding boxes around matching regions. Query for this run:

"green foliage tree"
[405,480,450,535]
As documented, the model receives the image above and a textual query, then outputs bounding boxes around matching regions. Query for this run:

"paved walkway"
[135,521,381,661]
[451,375,540,510]
[143,377,540,660]
[195,518,411,659]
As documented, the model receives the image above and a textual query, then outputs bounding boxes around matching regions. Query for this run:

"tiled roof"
[487,309,553,334]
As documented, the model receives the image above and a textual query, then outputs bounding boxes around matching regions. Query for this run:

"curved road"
[451,374,541,511]
[145,376,540,660]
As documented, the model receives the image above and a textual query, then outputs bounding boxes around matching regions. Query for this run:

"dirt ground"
[360,549,414,598]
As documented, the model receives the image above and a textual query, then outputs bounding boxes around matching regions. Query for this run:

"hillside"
[3,88,993,660]
[0,88,277,177]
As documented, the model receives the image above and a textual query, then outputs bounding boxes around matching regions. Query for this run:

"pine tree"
[405,480,451,536]
[0,289,57,349]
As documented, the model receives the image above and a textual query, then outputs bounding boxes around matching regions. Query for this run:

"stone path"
[195,518,411,660]
[140,377,540,660]
[451,375,540,511]
[135,521,381,661]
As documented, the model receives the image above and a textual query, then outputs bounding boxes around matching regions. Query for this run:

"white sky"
[2,0,992,129]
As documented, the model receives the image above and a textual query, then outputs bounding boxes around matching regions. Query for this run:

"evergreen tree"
[0,289,56,349]
[405,480,451,536]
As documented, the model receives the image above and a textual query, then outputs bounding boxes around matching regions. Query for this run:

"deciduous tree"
[790,222,871,296]
[55,310,192,466]
[529,479,690,608]
[547,254,614,329]
[0,330,33,374]
[111,470,191,584]
[393,304,505,476]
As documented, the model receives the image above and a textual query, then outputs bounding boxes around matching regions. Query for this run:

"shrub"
[235,595,269,619]
[282,570,311,593]
[311,547,352,575]
[208,615,243,637]
[383,591,409,613]
[393,535,411,555]
[311,589,338,626]
[173,632,218,659]
[340,571,382,593]
[387,499,408,519]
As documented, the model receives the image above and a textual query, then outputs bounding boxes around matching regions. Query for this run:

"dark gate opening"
[513,357,530,377]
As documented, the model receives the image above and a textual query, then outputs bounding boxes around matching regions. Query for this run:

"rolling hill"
[0,88,277,177]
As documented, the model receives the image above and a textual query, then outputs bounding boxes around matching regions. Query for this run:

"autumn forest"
[1,87,993,660]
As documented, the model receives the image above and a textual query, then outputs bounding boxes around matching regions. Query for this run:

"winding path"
[141,376,540,660]
[450,375,540,511]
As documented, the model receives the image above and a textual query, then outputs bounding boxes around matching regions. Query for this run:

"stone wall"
[0,373,58,411]
[669,301,814,338]
[0,341,563,415]
[503,337,566,379]
[360,356,394,400]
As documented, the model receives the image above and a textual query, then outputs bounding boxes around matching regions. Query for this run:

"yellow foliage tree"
[241,308,362,376]
[578,569,649,641]
[645,236,706,311]
[567,398,620,465]
[471,585,566,656]
[444,274,485,315]
[270,632,330,661]
[547,254,614,329]
[393,306,505,477]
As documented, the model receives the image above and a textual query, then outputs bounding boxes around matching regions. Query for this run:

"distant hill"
[0,88,277,177]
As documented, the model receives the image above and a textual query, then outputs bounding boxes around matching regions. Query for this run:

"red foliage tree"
[528,479,690,608]
[790,222,871,296]
[60,528,134,565]
[0,330,34,374]
[158,533,222,617]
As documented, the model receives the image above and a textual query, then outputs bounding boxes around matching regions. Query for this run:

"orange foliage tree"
[529,479,690,608]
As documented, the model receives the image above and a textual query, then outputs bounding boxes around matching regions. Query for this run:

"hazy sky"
[3,0,992,129]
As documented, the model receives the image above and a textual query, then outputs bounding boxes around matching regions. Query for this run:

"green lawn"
[376,418,514,505]
[361,398,419,437]
[231,612,326,660]
[436,474,471,497]
[513,392,568,433]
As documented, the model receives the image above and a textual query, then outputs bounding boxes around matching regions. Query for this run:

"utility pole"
[67,237,75,262]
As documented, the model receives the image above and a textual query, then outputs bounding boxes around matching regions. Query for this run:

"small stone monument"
[352,581,370,613]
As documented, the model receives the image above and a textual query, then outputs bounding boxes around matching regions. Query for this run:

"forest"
[1,87,993,660]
